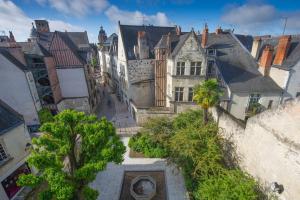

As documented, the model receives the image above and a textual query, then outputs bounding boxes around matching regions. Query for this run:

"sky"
[1,0,300,43]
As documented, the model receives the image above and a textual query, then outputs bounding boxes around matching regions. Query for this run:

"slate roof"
[0,99,23,135]
[257,35,300,70]
[199,32,282,93]
[119,24,176,60]
[0,48,28,71]
[18,41,51,57]
[235,34,253,52]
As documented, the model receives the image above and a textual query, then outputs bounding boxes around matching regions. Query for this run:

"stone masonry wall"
[211,99,300,200]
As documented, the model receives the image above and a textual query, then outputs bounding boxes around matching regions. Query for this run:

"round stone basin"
[130,175,156,200]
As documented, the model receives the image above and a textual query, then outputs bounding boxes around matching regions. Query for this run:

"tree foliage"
[193,79,222,124]
[38,108,54,124]
[18,110,126,200]
[129,110,260,199]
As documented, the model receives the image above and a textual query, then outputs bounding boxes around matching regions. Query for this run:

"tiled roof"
[0,99,23,135]
[119,24,176,60]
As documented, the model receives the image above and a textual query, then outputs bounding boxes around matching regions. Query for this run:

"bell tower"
[98,26,107,45]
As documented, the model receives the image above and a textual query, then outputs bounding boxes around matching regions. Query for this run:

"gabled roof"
[0,48,28,71]
[257,35,300,70]
[199,32,282,93]
[52,31,87,65]
[119,24,176,60]
[0,99,23,135]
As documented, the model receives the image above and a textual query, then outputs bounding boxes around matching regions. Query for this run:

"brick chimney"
[201,23,208,48]
[215,26,222,34]
[176,26,181,36]
[259,45,274,76]
[273,35,291,65]
[137,31,149,59]
[251,36,261,59]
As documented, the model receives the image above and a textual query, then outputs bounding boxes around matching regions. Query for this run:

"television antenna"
[282,17,288,35]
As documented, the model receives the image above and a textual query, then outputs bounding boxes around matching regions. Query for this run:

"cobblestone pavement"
[95,85,141,136]
[90,137,189,200]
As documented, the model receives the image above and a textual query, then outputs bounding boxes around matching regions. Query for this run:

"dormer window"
[207,49,216,56]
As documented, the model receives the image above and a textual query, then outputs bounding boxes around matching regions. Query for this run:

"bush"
[195,169,258,200]
[129,110,260,199]
[38,108,54,124]
[129,133,168,158]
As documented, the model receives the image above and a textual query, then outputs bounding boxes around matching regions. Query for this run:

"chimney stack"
[273,35,291,65]
[176,26,181,36]
[201,23,208,48]
[215,26,222,34]
[137,31,149,59]
[259,45,274,76]
[251,37,261,59]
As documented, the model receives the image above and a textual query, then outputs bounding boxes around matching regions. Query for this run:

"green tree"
[193,79,222,124]
[18,110,126,200]
[38,108,54,124]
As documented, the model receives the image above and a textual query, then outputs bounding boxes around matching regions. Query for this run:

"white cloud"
[0,0,84,42]
[105,5,172,26]
[221,3,300,35]
[36,0,109,17]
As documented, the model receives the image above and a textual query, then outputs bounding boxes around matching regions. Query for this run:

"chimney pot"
[176,26,181,36]
[216,26,222,34]
[273,35,291,65]
[201,23,209,48]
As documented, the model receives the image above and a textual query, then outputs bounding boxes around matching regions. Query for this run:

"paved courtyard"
[96,85,141,136]
[90,137,189,200]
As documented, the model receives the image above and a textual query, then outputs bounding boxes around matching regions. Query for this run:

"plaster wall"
[56,68,89,98]
[0,123,31,200]
[229,92,281,120]
[0,54,40,126]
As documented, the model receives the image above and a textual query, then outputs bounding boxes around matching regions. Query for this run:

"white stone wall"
[0,54,40,126]
[229,92,281,120]
[0,123,31,200]
[211,99,300,200]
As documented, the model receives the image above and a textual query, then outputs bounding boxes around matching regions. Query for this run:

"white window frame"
[175,87,184,102]
[176,62,185,76]
[190,62,201,75]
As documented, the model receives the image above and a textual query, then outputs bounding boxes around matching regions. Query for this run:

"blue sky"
[1,0,300,42]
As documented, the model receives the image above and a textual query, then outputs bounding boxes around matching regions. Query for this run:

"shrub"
[195,169,258,200]
[38,108,54,124]
[129,132,168,158]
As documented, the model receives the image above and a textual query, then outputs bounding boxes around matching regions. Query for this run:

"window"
[0,144,8,162]
[207,60,214,74]
[296,92,300,98]
[175,87,184,101]
[249,94,261,105]
[207,49,216,56]
[176,62,185,75]
[190,62,201,75]
[188,88,194,102]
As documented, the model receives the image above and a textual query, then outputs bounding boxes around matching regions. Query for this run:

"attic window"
[207,49,216,56]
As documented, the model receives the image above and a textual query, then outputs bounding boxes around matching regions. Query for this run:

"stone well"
[130,175,156,200]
